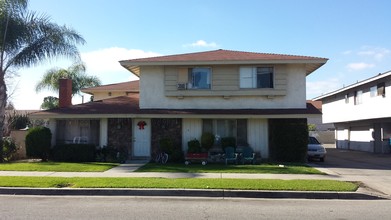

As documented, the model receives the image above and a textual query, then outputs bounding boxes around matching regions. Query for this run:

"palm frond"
[3,10,85,71]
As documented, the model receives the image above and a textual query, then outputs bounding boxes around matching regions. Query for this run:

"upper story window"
[240,67,274,89]
[188,67,211,89]
[369,83,386,98]
[377,82,386,97]
[345,94,349,104]
[370,86,377,97]
[354,90,363,105]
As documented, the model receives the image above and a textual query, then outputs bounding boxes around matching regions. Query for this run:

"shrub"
[221,137,236,151]
[51,144,96,162]
[159,137,183,162]
[25,127,52,161]
[1,137,18,162]
[95,146,120,163]
[269,118,308,163]
[187,139,201,153]
[7,111,30,130]
[201,132,214,150]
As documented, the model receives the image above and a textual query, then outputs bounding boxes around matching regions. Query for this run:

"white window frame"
[370,86,377,97]
[240,66,274,89]
[187,67,211,90]
[355,90,363,105]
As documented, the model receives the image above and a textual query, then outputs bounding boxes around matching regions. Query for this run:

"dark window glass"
[237,119,247,146]
[256,67,273,88]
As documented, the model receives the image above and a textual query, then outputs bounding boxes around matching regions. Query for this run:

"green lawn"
[0,162,118,172]
[0,176,359,191]
[136,163,324,175]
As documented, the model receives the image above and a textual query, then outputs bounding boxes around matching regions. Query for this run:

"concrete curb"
[0,187,387,200]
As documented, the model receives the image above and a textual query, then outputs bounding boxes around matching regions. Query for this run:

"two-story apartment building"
[314,70,391,154]
[31,49,327,160]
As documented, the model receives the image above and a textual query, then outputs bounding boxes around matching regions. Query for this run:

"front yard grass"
[136,163,324,175]
[0,162,118,172]
[0,176,359,191]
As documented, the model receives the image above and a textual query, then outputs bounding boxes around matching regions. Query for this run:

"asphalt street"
[1,195,391,220]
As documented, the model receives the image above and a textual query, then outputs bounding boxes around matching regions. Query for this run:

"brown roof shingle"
[119,49,328,76]
[31,94,321,117]
[121,49,327,63]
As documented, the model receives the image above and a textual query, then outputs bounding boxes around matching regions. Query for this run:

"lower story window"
[56,119,100,145]
[202,119,247,146]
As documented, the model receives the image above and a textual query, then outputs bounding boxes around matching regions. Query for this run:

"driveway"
[312,144,391,197]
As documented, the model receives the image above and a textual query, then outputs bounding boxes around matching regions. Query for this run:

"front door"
[133,119,151,157]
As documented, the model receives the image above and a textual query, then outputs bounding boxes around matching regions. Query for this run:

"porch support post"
[99,118,108,148]
[47,119,57,147]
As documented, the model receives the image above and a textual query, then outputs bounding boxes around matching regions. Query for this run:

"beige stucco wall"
[10,130,28,160]
[139,64,306,109]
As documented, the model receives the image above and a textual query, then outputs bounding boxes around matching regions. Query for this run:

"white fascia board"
[313,70,391,101]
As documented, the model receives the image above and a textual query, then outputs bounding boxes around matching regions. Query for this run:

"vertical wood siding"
[182,118,202,151]
[248,118,269,158]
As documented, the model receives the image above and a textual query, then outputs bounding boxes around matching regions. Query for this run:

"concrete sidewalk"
[0,161,388,200]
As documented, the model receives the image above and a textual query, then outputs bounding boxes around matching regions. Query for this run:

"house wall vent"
[177,83,187,90]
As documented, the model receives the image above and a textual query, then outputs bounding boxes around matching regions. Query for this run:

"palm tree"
[35,62,101,97]
[0,0,85,140]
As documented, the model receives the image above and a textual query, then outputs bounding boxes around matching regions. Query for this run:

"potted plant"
[185,138,208,165]
[201,132,215,151]
[187,139,201,153]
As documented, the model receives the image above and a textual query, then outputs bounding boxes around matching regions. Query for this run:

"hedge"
[25,127,52,161]
[52,144,96,162]
[269,118,308,163]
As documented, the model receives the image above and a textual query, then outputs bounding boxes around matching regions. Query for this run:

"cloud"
[356,46,390,60]
[342,50,352,55]
[81,47,161,73]
[346,62,375,71]
[307,78,341,99]
[183,40,218,48]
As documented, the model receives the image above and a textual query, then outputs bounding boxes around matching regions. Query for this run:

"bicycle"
[154,151,169,164]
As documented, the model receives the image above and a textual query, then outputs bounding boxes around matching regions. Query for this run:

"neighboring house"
[81,80,139,101]
[307,100,335,144]
[314,70,391,153]
[31,49,327,159]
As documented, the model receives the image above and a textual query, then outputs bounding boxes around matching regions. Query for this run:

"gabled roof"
[81,80,139,95]
[314,70,391,101]
[31,94,321,118]
[307,100,322,112]
[119,49,328,76]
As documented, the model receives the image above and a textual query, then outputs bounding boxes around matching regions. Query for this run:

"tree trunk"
[0,71,7,159]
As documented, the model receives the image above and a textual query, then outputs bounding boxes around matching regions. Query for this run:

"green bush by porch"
[51,144,96,162]
[25,127,52,161]
[269,118,308,163]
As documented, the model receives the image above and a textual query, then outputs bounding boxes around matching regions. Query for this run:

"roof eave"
[314,70,391,101]
[120,59,328,76]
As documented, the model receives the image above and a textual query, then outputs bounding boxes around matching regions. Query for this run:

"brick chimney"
[59,78,72,108]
